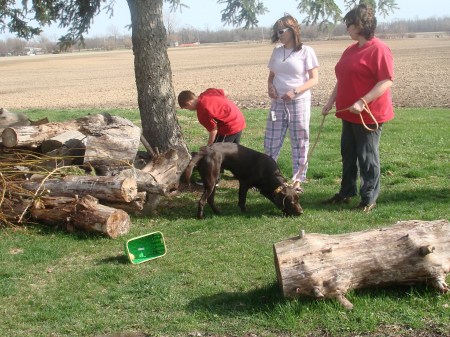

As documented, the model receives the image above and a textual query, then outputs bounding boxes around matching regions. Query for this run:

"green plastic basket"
[124,231,166,264]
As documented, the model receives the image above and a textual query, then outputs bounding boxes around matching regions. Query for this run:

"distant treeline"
[1,16,449,56]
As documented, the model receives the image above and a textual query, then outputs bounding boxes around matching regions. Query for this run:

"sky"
[2,0,449,40]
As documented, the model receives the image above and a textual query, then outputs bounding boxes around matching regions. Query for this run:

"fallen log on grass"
[32,195,130,238]
[273,219,450,309]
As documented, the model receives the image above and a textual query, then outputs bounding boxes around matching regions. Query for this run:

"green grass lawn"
[1,107,449,337]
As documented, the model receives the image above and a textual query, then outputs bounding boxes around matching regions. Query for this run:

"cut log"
[40,130,86,154]
[83,116,141,176]
[31,195,130,238]
[40,130,86,167]
[0,108,30,138]
[20,175,137,202]
[1,113,110,148]
[101,191,147,215]
[140,148,179,192]
[273,219,450,309]
[0,197,32,224]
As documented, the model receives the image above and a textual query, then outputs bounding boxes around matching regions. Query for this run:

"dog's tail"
[184,146,209,185]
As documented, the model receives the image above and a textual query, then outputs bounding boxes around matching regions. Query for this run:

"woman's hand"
[268,85,278,98]
[281,89,296,101]
[322,102,334,116]
[349,99,365,114]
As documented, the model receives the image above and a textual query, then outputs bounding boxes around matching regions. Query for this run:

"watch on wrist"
[293,89,299,95]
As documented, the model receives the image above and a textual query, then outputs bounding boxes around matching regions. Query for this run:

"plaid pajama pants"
[264,97,311,182]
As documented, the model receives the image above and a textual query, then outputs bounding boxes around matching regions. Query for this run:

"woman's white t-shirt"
[268,44,319,99]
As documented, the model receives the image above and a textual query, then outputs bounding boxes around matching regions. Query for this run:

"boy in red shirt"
[178,88,246,145]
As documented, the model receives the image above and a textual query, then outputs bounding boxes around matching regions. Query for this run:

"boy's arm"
[207,128,218,145]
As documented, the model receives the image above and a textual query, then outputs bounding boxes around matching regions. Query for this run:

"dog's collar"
[273,186,283,194]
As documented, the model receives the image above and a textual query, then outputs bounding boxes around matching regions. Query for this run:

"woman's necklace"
[283,46,295,62]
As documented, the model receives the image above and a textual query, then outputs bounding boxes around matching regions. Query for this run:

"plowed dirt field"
[1,37,449,111]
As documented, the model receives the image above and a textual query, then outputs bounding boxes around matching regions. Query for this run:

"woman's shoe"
[355,202,376,213]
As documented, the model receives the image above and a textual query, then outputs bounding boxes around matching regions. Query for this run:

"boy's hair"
[178,90,196,108]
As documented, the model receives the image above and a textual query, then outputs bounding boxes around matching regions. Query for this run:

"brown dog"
[185,143,303,219]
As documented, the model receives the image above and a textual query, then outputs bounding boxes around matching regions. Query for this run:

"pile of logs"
[0,110,182,238]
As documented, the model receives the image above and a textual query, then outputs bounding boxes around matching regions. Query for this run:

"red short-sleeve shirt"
[335,37,394,124]
[196,88,246,136]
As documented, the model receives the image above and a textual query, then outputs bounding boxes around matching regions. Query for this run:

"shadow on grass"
[99,254,129,265]
[301,186,450,212]
[188,281,444,317]
[163,187,293,219]
[187,282,315,315]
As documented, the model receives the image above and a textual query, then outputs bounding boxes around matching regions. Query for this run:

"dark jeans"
[214,131,242,144]
[339,120,383,205]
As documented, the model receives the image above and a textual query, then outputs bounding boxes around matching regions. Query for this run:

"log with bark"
[83,116,141,176]
[273,219,450,309]
[121,148,179,195]
[31,195,130,238]
[40,130,86,154]
[40,130,86,167]
[1,113,110,148]
[0,197,32,224]
[19,175,138,202]
[101,191,147,215]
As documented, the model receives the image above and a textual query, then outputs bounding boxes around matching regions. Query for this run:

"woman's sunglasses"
[277,28,290,36]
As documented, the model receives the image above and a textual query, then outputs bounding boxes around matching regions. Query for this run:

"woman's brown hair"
[271,14,303,51]
[344,3,377,40]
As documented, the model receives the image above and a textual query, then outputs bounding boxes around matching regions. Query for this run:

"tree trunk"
[127,0,190,178]
[31,195,130,238]
[273,219,450,309]
[20,175,137,202]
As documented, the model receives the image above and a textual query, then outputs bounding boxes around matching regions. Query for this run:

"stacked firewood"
[0,109,180,238]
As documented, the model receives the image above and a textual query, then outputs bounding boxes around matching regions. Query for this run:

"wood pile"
[0,110,181,238]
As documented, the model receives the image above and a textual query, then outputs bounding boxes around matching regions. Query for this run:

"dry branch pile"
[0,110,181,238]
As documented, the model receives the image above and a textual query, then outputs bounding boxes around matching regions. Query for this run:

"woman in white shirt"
[265,14,319,193]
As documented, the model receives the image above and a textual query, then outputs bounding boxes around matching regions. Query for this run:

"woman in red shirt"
[321,4,394,212]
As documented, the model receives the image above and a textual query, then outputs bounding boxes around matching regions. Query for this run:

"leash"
[305,98,379,172]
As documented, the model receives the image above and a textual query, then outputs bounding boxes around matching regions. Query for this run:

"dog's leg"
[205,161,221,215]
[196,154,222,218]
[238,182,250,212]
[206,185,221,215]
[197,189,211,219]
